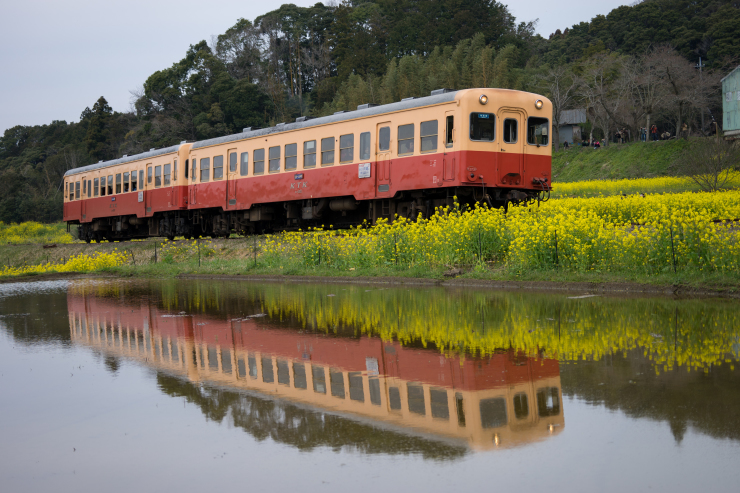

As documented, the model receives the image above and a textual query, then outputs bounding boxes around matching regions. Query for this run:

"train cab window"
[123,172,130,192]
[131,172,137,192]
[163,164,171,186]
[537,387,560,417]
[191,159,196,181]
[253,149,265,175]
[268,146,280,173]
[93,178,99,197]
[147,166,152,184]
[421,120,438,152]
[154,166,162,187]
[184,159,189,179]
[303,140,316,168]
[446,115,454,147]
[285,143,297,170]
[514,393,529,419]
[470,113,495,141]
[430,388,449,420]
[398,124,414,155]
[200,158,210,182]
[173,160,177,180]
[321,137,334,165]
[115,174,122,194]
[527,117,550,146]
[379,126,390,151]
[213,156,224,180]
[503,118,518,143]
[229,152,237,173]
[75,181,80,200]
[407,384,425,415]
[360,132,371,160]
[107,175,113,195]
[240,152,248,176]
[339,134,354,163]
[480,397,507,428]
[312,366,326,394]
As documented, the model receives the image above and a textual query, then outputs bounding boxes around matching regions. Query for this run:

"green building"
[723,66,740,140]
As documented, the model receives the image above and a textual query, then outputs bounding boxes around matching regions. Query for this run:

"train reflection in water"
[67,293,563,451]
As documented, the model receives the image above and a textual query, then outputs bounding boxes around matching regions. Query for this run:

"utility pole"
[696,57,706,134]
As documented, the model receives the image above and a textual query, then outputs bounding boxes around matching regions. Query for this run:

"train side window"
[213,156,224,180]
[514,393,529,419]
[200,157,210,182]
[359,132,371,160]
[115,173,122,194]
[154,166,162,187]
[388,386,402,410]
[131,171,137,192]
[123,172,130,192]
[312,366,326,393]
[421,120,438,152]
[93,178,99,197]
[268,146,280,173]
[147,166,152,184]
[184,159,189,179]
[75,181,80,200]
[321,137,334,166]
[330,369,345,398]
[339,134,354,163]
[229,152,237,173]
[163,164,171,186]
[285,143,297,170]
[100,177,105,196]
[293,363,307,389]
[253,149,264,175]
[107,175,113,195]
[446,115,454,147]
[470,113,495,141]
[527,117,550,146]
[379,126,390,151]
[83,180,87,196]
[191,159,196,181]
[349,372,364,402]
[503,118,518,143]
[407,384,425,415]
[173,160,177,181]
[430,388,449,420]
[303,140,316,168]
[240,152,248,176]
[398,124,414,155]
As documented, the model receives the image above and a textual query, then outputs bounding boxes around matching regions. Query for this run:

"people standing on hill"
[640,127,647,141]
[651,125,658,141]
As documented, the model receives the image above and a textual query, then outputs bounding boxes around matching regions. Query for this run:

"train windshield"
[527,117,550,146]
[470,113,495,141]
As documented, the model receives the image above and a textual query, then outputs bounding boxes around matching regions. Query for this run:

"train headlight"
[535,99,544,110]
[479,94,488,105]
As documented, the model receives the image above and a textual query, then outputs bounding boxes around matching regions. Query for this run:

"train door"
[170,159,178,206]
[190,155,197,207]
[498,109,524,184]
[443,111,456,181]
[145,163,154,216]
[376,122,392,198]
[226,148,238,210]
[80,176,87,221]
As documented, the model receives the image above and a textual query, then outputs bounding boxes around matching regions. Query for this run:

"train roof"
[64,89,463,177]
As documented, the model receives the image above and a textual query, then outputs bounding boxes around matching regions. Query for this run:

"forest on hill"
[1,0,739,223]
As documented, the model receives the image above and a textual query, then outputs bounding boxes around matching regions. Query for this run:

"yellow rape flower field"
[0,251,127,277]
[263,189,740,276]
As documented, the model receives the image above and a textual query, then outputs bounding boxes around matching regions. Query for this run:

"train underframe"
[75,186,542,243]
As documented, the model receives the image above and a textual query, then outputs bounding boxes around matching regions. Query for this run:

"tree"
[535,65,580,150]
[671,139,740,191]
[83,97,114,162]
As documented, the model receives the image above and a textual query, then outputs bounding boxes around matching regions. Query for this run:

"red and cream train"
[63,88,552,241]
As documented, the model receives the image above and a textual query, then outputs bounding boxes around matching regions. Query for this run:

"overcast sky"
[0,0,628,134]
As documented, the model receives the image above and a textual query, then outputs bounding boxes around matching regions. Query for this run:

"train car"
[63,88,552,242]
[68,292,564,451]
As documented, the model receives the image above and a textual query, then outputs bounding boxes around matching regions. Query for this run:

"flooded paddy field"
[1,279,739,492]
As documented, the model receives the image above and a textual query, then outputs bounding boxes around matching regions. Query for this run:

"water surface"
[1,279,738,492]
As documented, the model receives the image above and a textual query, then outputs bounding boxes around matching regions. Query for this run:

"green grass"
[552,139,694,182]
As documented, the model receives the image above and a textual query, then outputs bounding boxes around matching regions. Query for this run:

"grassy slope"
[552,140,692,182]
